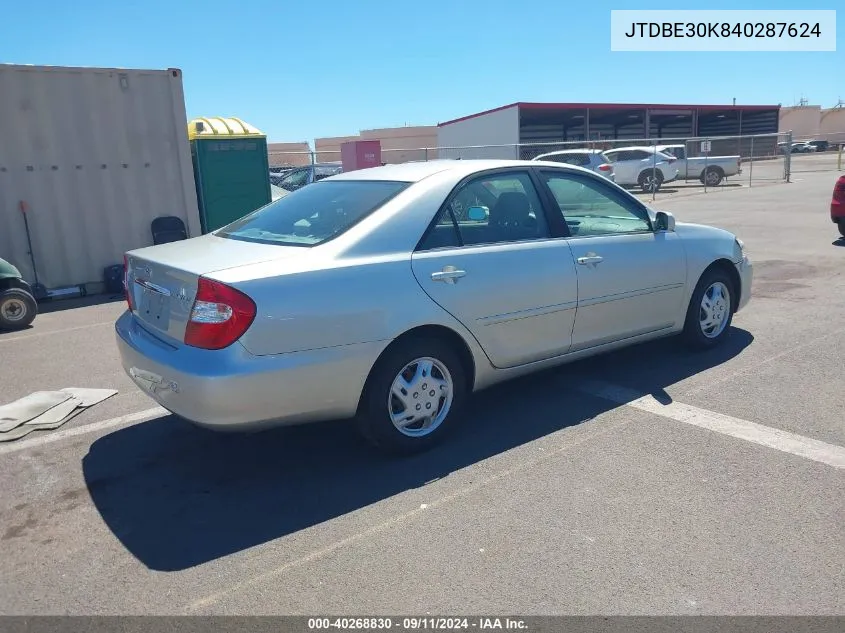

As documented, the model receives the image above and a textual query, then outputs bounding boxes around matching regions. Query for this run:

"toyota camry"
[116,159,753,454]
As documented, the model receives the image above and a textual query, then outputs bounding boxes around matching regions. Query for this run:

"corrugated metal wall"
[436,106,520,159]
[0,64,201,290]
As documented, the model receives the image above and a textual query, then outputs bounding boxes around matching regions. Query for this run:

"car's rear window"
[216,180,410,247]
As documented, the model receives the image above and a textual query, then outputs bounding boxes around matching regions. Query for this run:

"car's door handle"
[577,255,604,265]
[431,267,466,284]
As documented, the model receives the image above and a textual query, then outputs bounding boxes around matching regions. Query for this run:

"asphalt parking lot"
[1,167,843,616]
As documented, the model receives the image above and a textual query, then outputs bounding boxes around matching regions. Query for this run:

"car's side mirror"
[466,206,489,222]
[654,210,676,232]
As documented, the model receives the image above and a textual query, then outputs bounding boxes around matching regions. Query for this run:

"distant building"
[779,105,845,144]
[267,142,312,167]
[436,102,782,159]
[315,126,437,164]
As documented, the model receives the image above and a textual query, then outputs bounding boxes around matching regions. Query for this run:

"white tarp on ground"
[0,388,118,442]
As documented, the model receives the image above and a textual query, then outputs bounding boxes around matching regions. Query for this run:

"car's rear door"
[603,149,639,184]
[537,168,687,350]
[411,169,578,369]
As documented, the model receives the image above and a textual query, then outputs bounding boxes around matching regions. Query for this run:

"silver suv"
[532,149,615,181]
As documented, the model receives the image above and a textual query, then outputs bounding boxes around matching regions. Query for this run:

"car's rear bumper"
[735,256,753,312]
[115,311,387,430]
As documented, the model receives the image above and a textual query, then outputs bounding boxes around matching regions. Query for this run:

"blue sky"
[1,0,841,143]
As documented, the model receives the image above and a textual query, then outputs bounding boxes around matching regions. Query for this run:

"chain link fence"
[268,130,843,200]
[513,133,793,201]
[785,132,845,174]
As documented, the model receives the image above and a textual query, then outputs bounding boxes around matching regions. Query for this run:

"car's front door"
[411,169,578,369]
[538,169,687,351]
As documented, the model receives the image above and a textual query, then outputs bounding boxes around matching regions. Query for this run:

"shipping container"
[0,64,202,293]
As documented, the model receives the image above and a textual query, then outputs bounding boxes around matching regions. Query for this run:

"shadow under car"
[82,328,753,571]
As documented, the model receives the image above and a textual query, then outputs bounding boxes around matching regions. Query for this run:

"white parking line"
[577,380,845,470]
[0,321,114,344]
[0,406,166,456]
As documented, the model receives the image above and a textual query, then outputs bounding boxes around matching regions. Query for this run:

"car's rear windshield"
[216,180,410,247]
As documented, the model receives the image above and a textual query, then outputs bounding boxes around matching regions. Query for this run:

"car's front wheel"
[0,288,38,330]
[682,267,735,350]
[356,336,467,455]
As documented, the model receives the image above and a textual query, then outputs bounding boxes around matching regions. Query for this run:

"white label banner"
[610,10,837,51]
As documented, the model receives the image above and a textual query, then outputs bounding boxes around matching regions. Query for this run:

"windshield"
[277,168,311,191]
[314,165,343,180]
[216,180,410,247]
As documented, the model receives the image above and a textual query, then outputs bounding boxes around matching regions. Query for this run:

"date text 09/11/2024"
[624,22,822,39]
[307,617,528,630]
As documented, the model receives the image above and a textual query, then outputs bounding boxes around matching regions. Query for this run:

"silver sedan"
[116,159,753,454]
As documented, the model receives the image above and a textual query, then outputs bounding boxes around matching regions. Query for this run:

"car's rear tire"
[682,267,735,350]
[356,336,467,455]
[701,167,724,186]
[838,219,845,238]
[0,288,38,331]
[638,169,663,193]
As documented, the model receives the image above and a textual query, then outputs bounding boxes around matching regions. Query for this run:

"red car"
[833,174,845,238]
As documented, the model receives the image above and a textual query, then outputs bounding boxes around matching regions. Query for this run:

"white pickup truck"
[656,144,742,186]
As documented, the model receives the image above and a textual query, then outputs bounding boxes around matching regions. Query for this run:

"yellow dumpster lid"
[188,116,265,140]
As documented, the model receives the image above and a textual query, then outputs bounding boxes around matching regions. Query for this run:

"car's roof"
[604,146,658,152]
[535,149,604,156]
[328,159,585,183]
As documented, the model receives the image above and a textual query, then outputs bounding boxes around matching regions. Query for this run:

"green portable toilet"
[188,116,271,233]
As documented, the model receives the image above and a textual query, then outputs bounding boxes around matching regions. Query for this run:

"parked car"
[0,256,38,330]
[807,140,830,152]
[531,149,615,181]
[791,142,817,153]
[831,174,845,238]
[601,147,679,192]
[268,166,296,184]
[656,144,742,187]
[117,159,753,454]
[272,163,343,195]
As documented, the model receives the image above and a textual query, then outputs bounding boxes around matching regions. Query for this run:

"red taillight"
[184,277,257,350]
[598,164,612,171]
[124,254,134,311]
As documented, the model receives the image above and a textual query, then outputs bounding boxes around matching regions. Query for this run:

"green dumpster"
[188,116,271,233]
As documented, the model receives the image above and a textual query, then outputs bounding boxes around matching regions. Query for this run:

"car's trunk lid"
[125,233,303,343]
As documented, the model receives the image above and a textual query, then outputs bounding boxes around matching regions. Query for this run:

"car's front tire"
[682,267,735,350]
[0,288,38,330]
[356,336,467,455]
